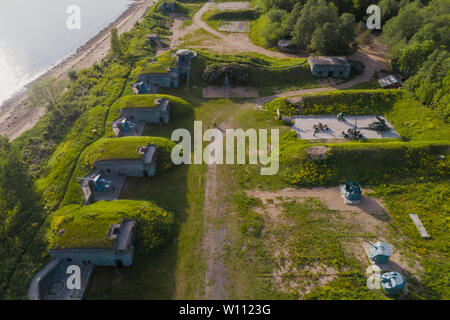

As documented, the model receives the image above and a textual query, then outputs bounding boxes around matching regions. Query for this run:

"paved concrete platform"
[112,119,146,137]
[93,174,127,202]
[292,115,401,140]
[42,260,93,300]
[219,21,250,33]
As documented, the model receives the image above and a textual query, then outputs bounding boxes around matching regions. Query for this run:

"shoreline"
[0,0,156,141]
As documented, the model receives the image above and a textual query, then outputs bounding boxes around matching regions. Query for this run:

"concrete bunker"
[111,98,171,137]
[132,49,197,94]
[308,56,351,78]
[80,144,158,204]
[28,218,136,300]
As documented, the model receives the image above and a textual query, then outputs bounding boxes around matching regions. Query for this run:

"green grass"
[86,156,207,299]
[373,182,450,299]
[61,136,176,206]
[47,200,174,250]
[224,187,387,299]
[188,50,317,94]
[202,9,260,32]
[386,96,450,141]
[136,52,178,74]
[282,139,449,186]
[249,14,274,50]
[293,89,403,115]
[80,136,175,163]
[106,92,193,138]
[179,28,220,46]
[36,106,110,211]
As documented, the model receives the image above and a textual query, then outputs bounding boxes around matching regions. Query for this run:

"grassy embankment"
[218,89,449,299]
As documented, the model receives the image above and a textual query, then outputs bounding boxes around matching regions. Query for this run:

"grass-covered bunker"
[28,200,174,300]
[133,49,197,93]
[111,95,172,137]
[75,136,175,205]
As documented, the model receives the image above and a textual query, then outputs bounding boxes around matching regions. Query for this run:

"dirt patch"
[216,2,251,11]
[247,187,388,216]
[307,146,330,159]
[247,187,423,297]
[203,86,260,98]
[201,120,235,299]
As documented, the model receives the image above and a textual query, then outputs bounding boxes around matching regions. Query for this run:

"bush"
[202,62,251,86]
[47,200,176,253]
[282,142,449,186]
[299,90,403,115]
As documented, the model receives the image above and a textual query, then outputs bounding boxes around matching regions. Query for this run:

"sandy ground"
[0,0,157,141]
[246,187,388,217]
[189,2,297,58]
[246,188,422,296]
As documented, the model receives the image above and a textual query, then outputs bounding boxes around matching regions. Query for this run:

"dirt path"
[202,162,229,299]
[251,38,390,108]
[201,121,234,299]
[0,0,157,141]
[190,2,295,58]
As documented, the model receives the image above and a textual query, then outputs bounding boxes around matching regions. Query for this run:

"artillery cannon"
[367,116,389,132]
[380,272,406,295]
[107,119,136,133]
[77,176,113,192]
[313,122,329,135]
[340,181,362,204]
[364,239,392,264]
[342,127,363,140]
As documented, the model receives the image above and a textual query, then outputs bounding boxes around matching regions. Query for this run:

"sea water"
[0,0,135,106]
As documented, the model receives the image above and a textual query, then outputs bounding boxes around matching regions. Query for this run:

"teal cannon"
[107,119,136,133]
[340,181,362,204]
[364,239,393,264]
[77,176,113,192]
[381,272,406,295]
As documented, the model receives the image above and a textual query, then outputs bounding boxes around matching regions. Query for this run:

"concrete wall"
[49,246,134,267]
[139,71,179,88]
[121,107,170,125]
[95,159,156,177]
[311,64,351,78]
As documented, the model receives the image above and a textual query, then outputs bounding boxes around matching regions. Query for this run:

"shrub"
[299,90,403,115]
[202,62,251,86]
[47,200,175,253]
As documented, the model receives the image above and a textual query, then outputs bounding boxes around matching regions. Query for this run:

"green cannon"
[367,116,389,132]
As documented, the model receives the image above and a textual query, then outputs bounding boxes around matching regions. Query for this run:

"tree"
[291,0,339,50]
[399,40,435,76]
[110,27,122,57]
[28,77,67,109]
[0,136,45,298]
[280,2,303,36]
[378,0,400,22]
[292,0,357,55]
[67,69,78,82]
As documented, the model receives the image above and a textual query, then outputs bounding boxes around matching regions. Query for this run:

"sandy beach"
[0,0,156,141]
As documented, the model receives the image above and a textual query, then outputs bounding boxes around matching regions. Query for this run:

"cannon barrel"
[363,239,378,250]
